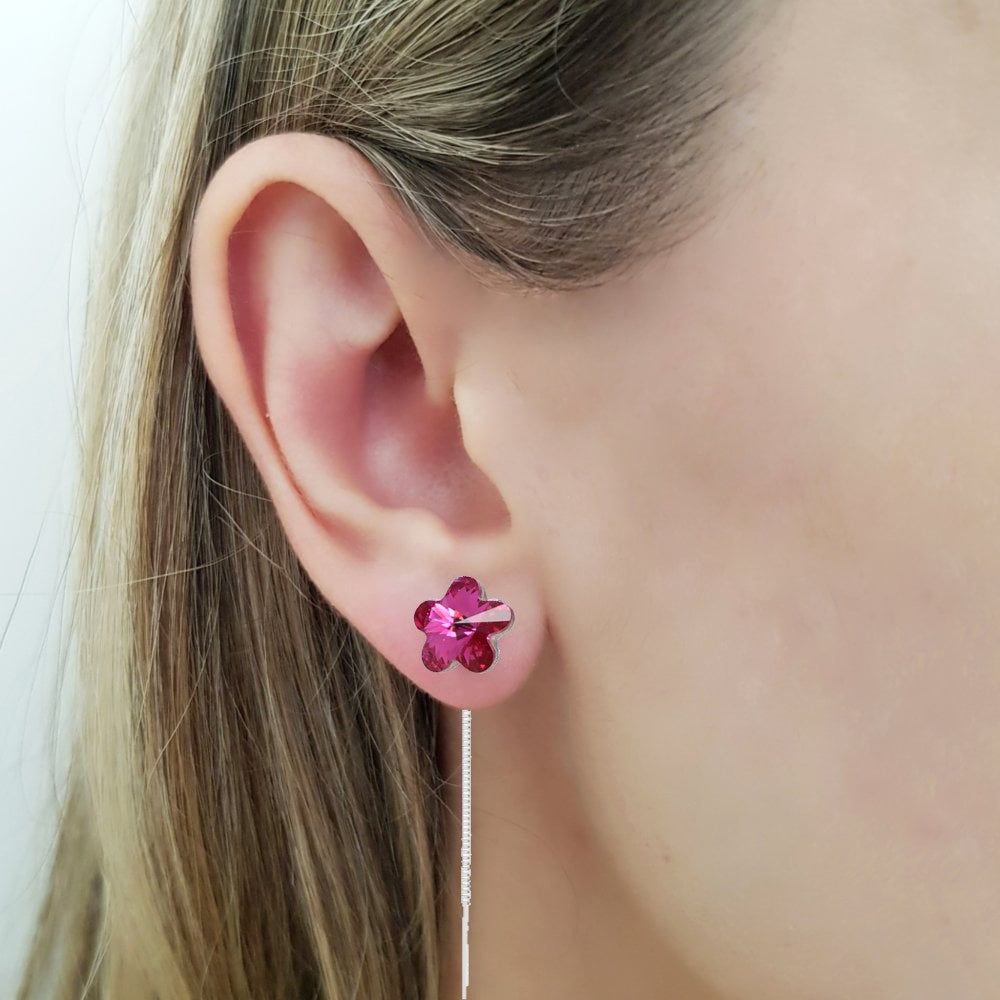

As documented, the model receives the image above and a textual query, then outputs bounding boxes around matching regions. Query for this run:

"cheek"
[532,190,1000,992]
[603,137,1000,848]
[556,457,1000,997]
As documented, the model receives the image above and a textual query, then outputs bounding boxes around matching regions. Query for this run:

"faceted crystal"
[414,575,514,672]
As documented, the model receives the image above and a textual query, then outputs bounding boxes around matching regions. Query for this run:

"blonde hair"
[19,1,769,996]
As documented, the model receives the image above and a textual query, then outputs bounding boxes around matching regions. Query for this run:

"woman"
[19,0,1000,997]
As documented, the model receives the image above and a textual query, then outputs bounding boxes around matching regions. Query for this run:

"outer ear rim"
[189,134,406,537]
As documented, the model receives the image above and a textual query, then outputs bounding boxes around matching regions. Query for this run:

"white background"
[0,0,141,990]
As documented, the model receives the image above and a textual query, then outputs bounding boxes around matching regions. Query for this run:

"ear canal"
[359,321,510,535]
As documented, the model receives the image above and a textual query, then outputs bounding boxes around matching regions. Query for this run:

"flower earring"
[414,576,515,999]
[414,575,514,673]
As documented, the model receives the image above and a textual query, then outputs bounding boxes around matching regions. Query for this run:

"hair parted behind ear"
[18,1,771,998]
[210,0,770,290]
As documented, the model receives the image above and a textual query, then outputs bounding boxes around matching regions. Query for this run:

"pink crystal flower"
[413,576,514,673]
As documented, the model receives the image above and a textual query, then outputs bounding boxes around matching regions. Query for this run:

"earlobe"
[188,132,546,709]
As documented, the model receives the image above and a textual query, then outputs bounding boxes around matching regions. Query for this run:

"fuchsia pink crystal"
[414,576,514,673]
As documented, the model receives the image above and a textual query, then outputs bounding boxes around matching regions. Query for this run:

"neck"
[435,655,720,1000]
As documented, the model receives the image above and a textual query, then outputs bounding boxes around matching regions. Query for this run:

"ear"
[188,132,544,710]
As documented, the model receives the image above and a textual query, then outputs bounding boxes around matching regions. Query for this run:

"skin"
[189,1,1000,996]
